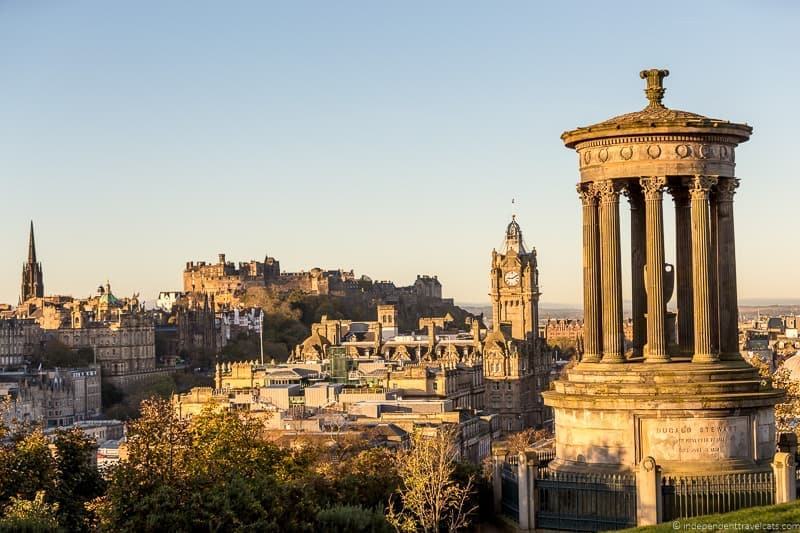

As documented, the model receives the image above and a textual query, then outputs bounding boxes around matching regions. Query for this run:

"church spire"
[28,220,37,264]
[21,221,44,303]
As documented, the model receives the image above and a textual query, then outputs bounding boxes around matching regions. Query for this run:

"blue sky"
[1,1,798,306]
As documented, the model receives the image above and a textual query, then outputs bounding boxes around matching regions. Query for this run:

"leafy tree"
[0,491,59,533]
[32,340,94,368]
[0,426,55,510]
[504,427,553,454]
[332,448,400,510]
[51,429,105,531]
[0,408,101,531]
[102,372,212,420]
[748,355,800,436]
[97,398,321,532]
[386,428,476,533]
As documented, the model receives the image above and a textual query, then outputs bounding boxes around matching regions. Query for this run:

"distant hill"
[461,300,800,326]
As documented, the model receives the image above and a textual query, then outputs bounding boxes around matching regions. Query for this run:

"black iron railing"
[500,460,519,522]
[536,468,637,532]
[662,472,774,520]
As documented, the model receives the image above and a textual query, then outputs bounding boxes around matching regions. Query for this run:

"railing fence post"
[517,451,533,531]
[636,456,661,526]
[491,448,503,513]
[772,452,796,505]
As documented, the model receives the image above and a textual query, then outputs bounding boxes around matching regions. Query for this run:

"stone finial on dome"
[639,68,669,108]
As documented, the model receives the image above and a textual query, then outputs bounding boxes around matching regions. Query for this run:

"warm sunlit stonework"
[542,70,784,480]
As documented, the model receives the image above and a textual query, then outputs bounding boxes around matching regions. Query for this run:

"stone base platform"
[541,359,784,475]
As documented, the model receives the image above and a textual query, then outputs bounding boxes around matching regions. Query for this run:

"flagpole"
[259,310,264,365]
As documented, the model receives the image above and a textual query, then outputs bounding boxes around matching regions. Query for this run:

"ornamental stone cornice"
[574,138,738,182]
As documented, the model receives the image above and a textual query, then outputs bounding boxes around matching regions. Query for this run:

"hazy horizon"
[3,2,799,306]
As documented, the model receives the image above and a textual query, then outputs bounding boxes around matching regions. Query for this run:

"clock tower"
[490,215,540,340]
[484,216,548,432]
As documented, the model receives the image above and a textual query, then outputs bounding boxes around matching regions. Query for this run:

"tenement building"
[533,70,784,527]
[0,318,41,368]
[0,365,101,427]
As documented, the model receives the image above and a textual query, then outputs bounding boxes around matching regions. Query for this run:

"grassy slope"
[620,501,800,532]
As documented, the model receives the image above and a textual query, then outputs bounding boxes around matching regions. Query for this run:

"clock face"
[504,271,520,287]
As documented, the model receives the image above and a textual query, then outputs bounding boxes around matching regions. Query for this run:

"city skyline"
[2,1,799,306]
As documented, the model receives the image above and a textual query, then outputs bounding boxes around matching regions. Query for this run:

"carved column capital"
[576,183,598,206]
[716,177,740,202]
[639,176,667,199]
[686,175,718,199]
[595,179,625,204]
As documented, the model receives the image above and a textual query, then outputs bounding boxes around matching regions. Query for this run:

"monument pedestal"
[542,360,784,476]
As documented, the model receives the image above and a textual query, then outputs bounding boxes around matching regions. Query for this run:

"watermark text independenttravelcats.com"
[673,522,800,531]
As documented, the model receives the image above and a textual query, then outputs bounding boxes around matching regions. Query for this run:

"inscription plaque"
[640,417,751,462]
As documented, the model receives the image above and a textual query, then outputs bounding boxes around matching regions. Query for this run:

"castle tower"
[489,215,540,341]
[542,70,783,481]
[21,221,44,303]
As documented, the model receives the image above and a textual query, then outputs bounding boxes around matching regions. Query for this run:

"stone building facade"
[0,318,41,367]
[1,365,101,428]
[18,283,157,383]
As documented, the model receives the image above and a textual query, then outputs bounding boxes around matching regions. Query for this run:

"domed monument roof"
[562,69,752,149]
[561,69,753,184]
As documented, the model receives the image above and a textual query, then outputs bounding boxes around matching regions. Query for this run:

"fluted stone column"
[578,183,602,363]
[688,175,719,363]
[670,186,694,355]
[716,178,742,360]
[628,184,646,357]
[641,177,669,362]
[710,190,720,355]
[597,180,625,363]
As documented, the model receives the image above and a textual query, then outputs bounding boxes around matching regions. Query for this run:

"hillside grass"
[620,501,800,532]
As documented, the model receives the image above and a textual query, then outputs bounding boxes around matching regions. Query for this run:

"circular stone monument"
[542,69,784,475]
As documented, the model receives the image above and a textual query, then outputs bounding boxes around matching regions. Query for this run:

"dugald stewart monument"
[531,69,787,526]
